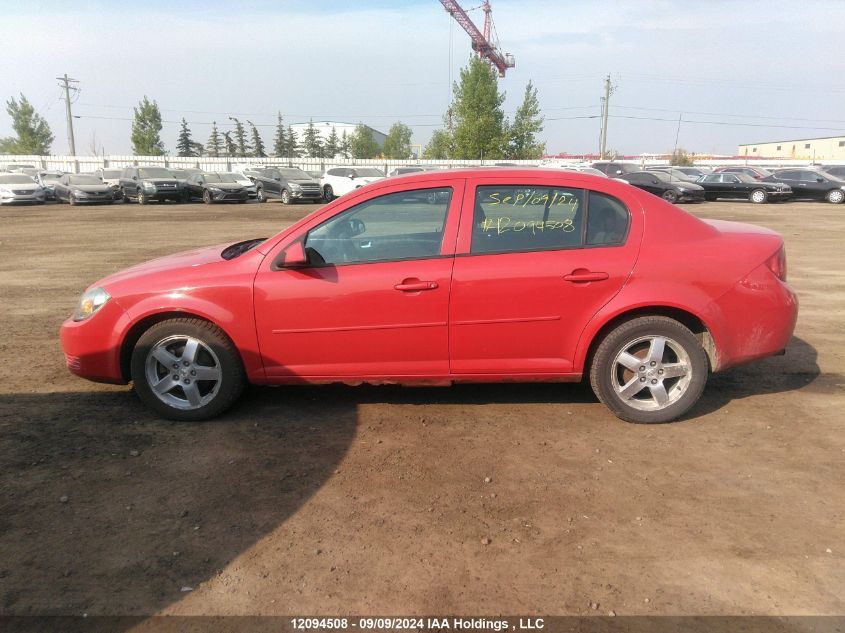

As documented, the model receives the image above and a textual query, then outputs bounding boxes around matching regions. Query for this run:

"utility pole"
[57,74,79,156]
[599,74,614,160]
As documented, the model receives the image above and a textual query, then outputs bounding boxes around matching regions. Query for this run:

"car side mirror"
[132,176,138,180]
[817,177,825,183]
[273,175,281,181]
[279,241,308,268]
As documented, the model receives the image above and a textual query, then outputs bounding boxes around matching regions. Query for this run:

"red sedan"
[60,169,797,424]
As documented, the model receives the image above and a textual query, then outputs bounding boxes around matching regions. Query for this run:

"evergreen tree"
[230,117,250,158]
[348,123,380,159]
[302,119,323,158]
[324,127,340,159]
[131,96,165,155]
[423,129,453,159]
[286,126,300,158]
[272,112,286,157]
[189,141,206,157]
[0,94,54,154]
[206,121,223,157]
[339,130,350,159]
[508,80,545,159]
[450,56,507,159]
[176,118,196,157]
[382,122,413,159]
[248,120,266,157]
[223,131,237,157]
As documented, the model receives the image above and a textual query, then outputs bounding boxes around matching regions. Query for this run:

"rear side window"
[586,192,630,246]
[471,185,584,254]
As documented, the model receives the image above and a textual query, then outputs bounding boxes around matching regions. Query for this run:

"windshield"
[169,170,189,179]
[138,168,173,178]
[220,172,247,181]
[101,170,121,178]
[0,175,35,184]
[69,175,103,185]
[278,168,310,180]
[203,173,239,183]
[354,168,384,177]
[40,173,63,182]
[651,171,673,182]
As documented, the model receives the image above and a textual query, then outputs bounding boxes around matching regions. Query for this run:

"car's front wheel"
[323,185,334,202]
[662,190,679,203]
[280,189,292,205]
[589,316,708,424]
[749,189,768,204]
[130,318,246,421]
[256,186,266,203]
[137,189,148,205]
[826,189,844,204]
[202,189,213,205]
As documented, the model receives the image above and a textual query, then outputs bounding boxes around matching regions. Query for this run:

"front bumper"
[59,300,129,384]
[209,189,248,202]
[0,192,45,204]
[678,190,706,202]
[291,189,323,201]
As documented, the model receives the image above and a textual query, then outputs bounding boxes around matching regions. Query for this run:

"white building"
[738,136,845,160]
[288,121,387,156]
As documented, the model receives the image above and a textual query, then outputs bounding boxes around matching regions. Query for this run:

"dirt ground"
[0,197,843,620]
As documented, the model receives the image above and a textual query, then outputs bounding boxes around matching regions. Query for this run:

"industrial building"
[738,136,845,160]
[288,121,386,156]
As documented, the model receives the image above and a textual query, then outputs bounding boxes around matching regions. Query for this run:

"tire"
[661,190,679,204]
[749,189,768,204]
[256,186,266,203]
[323,185,334,202]
[280,189,292,205]
[202,189,213,205]
[137,189,147,205]
[130,318,246,421]
[589,316,708,424]
[826,189,844,204]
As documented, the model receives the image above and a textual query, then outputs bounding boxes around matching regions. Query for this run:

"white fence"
[1,154,839,175]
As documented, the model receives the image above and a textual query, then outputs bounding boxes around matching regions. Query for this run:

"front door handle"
[394,280,438,292]
[564,270,609,283]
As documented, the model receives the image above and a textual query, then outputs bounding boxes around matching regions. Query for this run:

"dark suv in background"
[249,167,322,204]
[590,162,640,177]
[118,167,182,204]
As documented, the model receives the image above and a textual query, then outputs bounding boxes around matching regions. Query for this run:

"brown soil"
[0,198,842,618]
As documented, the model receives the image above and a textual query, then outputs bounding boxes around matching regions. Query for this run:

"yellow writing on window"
[481,216,576,235]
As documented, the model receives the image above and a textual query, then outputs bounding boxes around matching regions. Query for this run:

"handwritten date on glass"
[486,189,578,210]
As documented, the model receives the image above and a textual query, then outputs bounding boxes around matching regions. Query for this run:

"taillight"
[766,246,787,281]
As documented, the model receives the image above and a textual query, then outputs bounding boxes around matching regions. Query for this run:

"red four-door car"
[60,169,797,424]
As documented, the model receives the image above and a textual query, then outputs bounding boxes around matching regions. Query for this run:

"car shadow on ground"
[0,387,357,621]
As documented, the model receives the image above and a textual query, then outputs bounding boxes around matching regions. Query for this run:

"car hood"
[290,178,318,185]
[205,183,243,190]
[73,184,112,193]
[97,243,232,289]
[3,183,39,191]
[675,182,704,191]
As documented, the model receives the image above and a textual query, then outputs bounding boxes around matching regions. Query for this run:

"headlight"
[141,180,157,192]
[73,189,89,197]
[290,183,302,191]
[0,187,10,195]
[73,287,111,322]
[209,187,223,193]
[676,187,687,192]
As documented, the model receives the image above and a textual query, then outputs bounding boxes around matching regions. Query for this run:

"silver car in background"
[0,173,45,204]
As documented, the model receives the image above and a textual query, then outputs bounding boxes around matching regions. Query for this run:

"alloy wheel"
[144,335,222,410]
[610,335,692,412]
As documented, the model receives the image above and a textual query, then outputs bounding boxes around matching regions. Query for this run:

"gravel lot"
[0,198,842,618]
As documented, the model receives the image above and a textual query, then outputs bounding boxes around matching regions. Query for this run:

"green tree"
[339,130,350,158]
[670,148,694,166]
[286,125,300,158]
[189,141,205,157]
[302,120,323,158]
[348,123,380,159]
[272,112,286,157]
[508,80,545,159]
[230,117,250,158]
[324,127,341,158]
[423,129,453,159]
[176,118,196,157]
[206,121,223,157]
[248,120,266,157]
[450,56,508,159]
[0,94,54,154]
[131,96,165,155]
[223,131,237,157]
[382,122,413,159]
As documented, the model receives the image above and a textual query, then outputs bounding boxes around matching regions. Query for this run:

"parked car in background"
[95,168,124,200]
[182,172,249,204]
[230,171,258,199]
[320,166,385,200]
[60,168,797,425]
[168,167,203,187]
[713,166,773,181]
[697,172,792,203]
[644,166,700,182]
[250,167,322,204]
[35,170,65,201]
[672,166,712,179]
[118,166,182,204]
[542,163,608,177]
[387,166,441,177]
[2,163,36,173]
[591,162,640,177]
[821,165,845,180]
[762,168,845,203]
[618,170,706,203]
[54,173,117,205]
[0,173,45,204]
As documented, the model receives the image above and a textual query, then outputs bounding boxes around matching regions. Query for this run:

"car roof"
[382,167,615,183]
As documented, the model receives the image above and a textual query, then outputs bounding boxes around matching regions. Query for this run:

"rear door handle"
[394,280,438,292]
[564,270,609,283]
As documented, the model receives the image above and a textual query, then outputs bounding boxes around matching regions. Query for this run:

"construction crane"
[439,0,515,77]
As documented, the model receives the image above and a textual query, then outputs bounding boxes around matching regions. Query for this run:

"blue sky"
[1,0,842,156]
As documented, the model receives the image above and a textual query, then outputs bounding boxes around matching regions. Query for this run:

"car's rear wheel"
[280,189,292,205]
[589,316,708,424]
[323,185,334,202]
[826,189,844,204]
[749,189,768,204]
[131,318,245,421]
[202,189,213,205]
[661,190,679,203]
[256,186,266,203]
